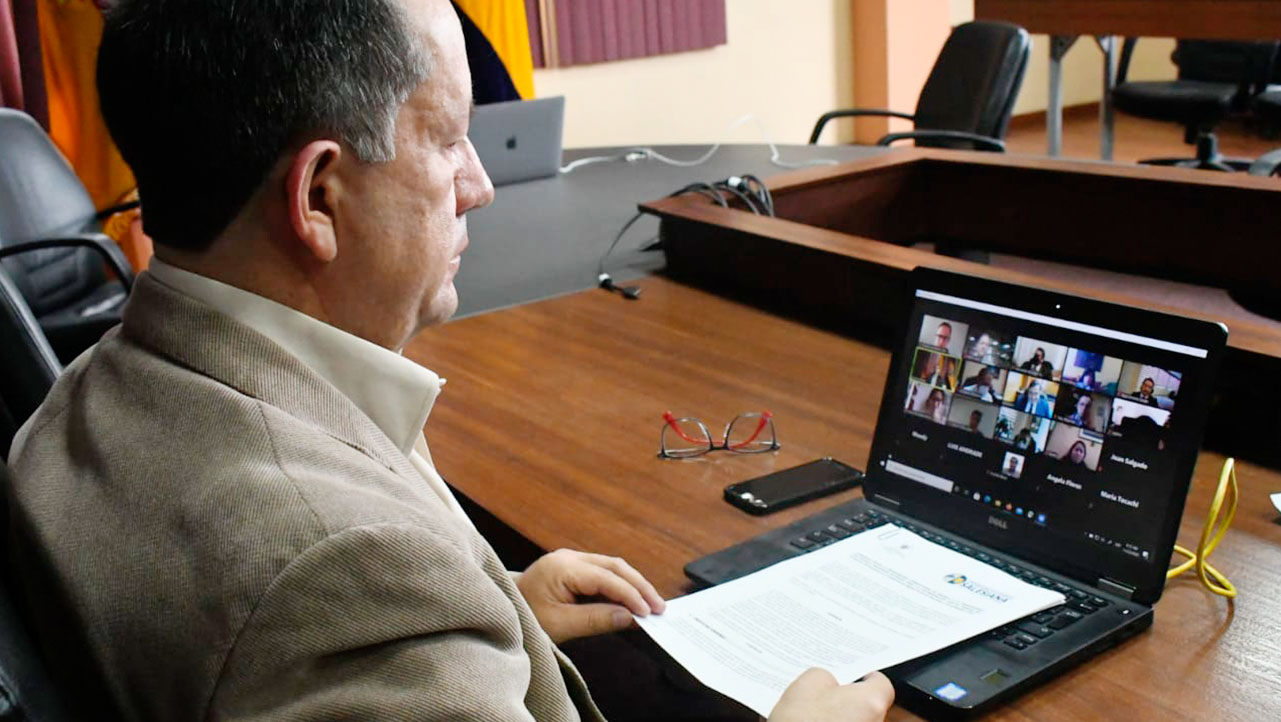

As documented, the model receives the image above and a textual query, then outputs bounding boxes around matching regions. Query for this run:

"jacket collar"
[121,273,421,481]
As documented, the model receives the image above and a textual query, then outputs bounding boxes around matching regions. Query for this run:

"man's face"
[969,412,981,430]
[328,0,494,350]
[1140,379,1155,396]
[1026,384,1040,403]
[934,323,951,349]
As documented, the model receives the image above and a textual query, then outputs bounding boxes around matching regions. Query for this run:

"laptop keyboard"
[787,509,1112,651]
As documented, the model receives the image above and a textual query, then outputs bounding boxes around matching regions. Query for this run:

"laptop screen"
[865,269,1225,602]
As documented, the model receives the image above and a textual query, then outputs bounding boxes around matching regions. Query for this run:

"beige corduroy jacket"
[7,274,603,721]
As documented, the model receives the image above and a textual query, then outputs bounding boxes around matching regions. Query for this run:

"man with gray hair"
[7,1,892,720]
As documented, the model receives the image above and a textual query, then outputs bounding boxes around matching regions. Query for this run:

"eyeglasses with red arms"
[659,410,780,459]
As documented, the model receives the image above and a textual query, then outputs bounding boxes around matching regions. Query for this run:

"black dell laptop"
[685,268,1226,718]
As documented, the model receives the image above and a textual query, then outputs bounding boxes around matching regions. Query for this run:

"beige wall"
[949,0,1177,116]
[851,0,952,141]
[533,0,853,147]
[534,1,1179,149]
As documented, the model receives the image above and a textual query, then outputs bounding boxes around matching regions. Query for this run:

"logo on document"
[942,573,1009,603]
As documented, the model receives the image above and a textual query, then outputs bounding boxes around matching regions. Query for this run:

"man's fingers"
[564,562,653,616]
[830,671,894,718]
[564,602,634,638]
[770,668,893,722]
[580,553,667,613]
[783,667,839,697]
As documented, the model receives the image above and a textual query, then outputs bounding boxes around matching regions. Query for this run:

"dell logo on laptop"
[987,515,1008,530]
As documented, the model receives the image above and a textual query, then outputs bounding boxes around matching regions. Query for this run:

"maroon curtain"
[524,0,544,68]
[1,0,48,127]
[528,0,725,68]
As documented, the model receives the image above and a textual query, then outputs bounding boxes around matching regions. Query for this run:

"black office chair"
[1248,147,1281,176]
[0,266,60,462]
[1252,87,1281,138]
[809,21,1030,151]
[1112,39,1279,171]
[0,108,135,364]
[0,460,76,721]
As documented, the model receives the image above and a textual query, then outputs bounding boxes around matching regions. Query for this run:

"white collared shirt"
[148,259,472,525]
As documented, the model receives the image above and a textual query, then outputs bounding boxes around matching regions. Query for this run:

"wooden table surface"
[975,0,1281,40]
[405,276,1281,721]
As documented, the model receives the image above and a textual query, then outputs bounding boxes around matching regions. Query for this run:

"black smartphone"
[723,458,864,515]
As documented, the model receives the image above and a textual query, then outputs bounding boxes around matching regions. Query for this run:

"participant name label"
[1100,490,1140,508]
[911,431,929,442]
[947,442,983,459]
[1047,474,1082,490]
[1109,454,1149,470]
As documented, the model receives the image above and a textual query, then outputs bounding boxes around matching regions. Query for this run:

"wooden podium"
[640,150,1281,462]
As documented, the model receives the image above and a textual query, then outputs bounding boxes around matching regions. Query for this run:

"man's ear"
[285,140,343,263]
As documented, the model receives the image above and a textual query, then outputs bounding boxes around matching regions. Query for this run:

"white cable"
[558,114,839,174]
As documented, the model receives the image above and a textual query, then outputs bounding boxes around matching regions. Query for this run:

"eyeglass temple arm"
[662,411,709,445]
[726,411,773,449]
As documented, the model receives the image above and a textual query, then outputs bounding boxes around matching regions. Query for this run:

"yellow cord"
[1166,457,1237,598]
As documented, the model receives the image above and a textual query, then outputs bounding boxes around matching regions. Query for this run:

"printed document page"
[635,525,1064,717]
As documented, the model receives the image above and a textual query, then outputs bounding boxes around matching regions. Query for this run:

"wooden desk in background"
[405,277,1281,721]
[645,149,1281,465]
[974,0,1281,158]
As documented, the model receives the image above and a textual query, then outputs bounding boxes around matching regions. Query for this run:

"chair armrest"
[0,235,135,293]
[875,130,1006,152]
[809,108,916,144]
[92,199,141,221]
[1249,148,1281,176]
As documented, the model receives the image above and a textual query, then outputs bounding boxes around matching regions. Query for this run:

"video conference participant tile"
[1116,361,1180,411]
[905,379,952,425]
[1044,421,1105,471]
[995,406,1050,454]
[911,347,960,391]
[963,328,1014,366]
[956,360,1007,403]
[919,315,969,358]
[1012,337,1069,379]
[1004,371,1059,419]
[946,395,999,439]
[1059,348,1123,394]
[1053,387,1112,435]
[1108,397,1171,445]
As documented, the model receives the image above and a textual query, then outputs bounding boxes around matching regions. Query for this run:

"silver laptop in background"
[468,96,565,186]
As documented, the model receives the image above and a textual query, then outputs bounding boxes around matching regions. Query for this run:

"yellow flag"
[453,0,536,101]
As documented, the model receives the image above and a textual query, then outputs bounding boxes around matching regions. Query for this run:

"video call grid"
[904,315,1181,475]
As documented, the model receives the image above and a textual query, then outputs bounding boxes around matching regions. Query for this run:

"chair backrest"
[0,462,76,721]
[913,21,1031,147]
[0,110,97,244]
[0,267,60,461]
[1175,40,1279,87]
[0,109,108,316]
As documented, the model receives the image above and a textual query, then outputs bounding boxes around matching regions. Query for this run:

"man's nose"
[459,138,495,213]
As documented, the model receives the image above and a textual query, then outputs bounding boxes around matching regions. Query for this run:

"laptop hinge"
[870,493,901,508]
[1097,577,1136,600]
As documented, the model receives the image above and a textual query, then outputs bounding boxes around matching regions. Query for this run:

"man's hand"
[768,668,894,722]
[516,549,666,644]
